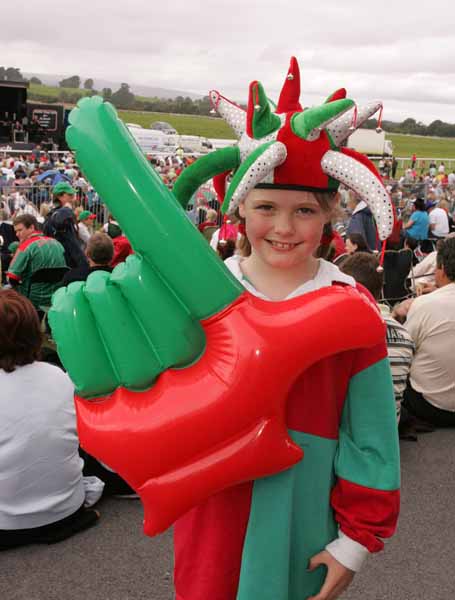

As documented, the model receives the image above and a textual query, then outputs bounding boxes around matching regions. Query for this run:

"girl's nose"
[273,213,295,236]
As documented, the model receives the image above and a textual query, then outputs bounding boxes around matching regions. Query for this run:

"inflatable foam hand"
[49,97,386,536]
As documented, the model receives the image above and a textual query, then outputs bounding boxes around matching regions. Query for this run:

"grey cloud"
[1,0,455,124]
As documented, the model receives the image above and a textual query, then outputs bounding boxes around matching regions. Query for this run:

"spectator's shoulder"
[35,361,72,386]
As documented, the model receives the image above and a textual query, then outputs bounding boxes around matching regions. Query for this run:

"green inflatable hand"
[49,96,243,398]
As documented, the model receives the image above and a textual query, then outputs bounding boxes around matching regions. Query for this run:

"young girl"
[173,57,399,600]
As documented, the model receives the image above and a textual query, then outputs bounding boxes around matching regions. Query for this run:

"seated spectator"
[61,232,114,286]
[402,198,429,241]
[345,232,371,255]
[0,290,102,550]
[407,237,455,295]
[198,209,219,242]
[340,252,414,423]
[401,237,455,427]
[106,221,134,268]
[216,238,236,261]
[43,182,88,269]
[427,201,449,238]
[315,223,346,263]
[210,216,241,251]
[77,210,96,248]
[7,215,67,312]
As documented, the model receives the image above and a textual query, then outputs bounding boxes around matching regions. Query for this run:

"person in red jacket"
[106,221,134,267]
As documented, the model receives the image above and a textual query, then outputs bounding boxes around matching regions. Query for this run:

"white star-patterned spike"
[327,101,382,146]
[321,150,394,241]
[305,103,355,142]
[209,91,246,139]
[228,142,287,213]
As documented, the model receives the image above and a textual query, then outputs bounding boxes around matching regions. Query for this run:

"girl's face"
[345,238,357,254]
[239,188,330,271]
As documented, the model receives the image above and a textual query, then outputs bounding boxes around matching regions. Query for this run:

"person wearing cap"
[42,182,88,268]
[77,210,96,247]
[172,57,399,600]
[427,201,449,239]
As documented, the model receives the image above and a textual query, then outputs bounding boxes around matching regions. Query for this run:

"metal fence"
[0,181,223,227]
[0,184,109,224]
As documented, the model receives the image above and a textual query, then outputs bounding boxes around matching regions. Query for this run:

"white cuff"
[325,531,369,572]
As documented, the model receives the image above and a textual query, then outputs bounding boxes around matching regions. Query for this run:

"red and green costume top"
[174,268,400,600]
[7,233,66,308]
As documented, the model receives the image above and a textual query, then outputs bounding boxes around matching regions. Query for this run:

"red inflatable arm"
[76,286,384,536]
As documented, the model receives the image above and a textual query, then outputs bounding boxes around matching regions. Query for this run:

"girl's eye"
[297,207,316,215]
[255,204,274,211]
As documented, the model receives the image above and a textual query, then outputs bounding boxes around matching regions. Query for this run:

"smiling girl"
[173,57,399,600]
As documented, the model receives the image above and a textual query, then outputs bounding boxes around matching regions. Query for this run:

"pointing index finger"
[66,97,242,319]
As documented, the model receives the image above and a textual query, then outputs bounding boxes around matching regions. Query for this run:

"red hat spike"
[213,171,230,203]
[325,88,347,103]
[276,56,303,114]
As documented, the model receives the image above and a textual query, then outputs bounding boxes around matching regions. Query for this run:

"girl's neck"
[240,253,320,301]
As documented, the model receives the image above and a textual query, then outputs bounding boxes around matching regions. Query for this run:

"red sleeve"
[331,479,400,552]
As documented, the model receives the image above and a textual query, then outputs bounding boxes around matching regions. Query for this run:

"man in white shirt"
[427,201,449,238]
[403,237,455,426]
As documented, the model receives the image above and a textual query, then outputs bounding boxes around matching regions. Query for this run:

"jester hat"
[173,57,394,241]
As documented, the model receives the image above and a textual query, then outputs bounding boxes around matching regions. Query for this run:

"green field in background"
[118,112,455,160]
[118,110,234,138]
[29,83,92,100]
[25,83,455,160]
[386,133,455,160]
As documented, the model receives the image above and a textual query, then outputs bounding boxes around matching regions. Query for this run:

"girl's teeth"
[271,241,295,249]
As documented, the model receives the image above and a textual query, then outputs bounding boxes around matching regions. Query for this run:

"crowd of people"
[1,145,454,569]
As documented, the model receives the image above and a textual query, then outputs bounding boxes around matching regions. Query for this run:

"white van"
[127,125,177,154]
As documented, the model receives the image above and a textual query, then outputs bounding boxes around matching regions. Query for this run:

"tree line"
[3,66,455,134]
[363,117,455,139]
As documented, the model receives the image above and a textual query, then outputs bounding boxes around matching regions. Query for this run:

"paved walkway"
[3,430,455,600]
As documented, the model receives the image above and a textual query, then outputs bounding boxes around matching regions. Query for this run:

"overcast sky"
[3,0,455,125]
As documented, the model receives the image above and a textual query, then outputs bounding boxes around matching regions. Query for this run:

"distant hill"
[23,72,202,100]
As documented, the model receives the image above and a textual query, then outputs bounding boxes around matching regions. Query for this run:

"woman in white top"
[0,289,100,550]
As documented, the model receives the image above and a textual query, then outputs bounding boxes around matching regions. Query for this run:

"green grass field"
[27,82,455,162]
[386,133,455,161]
[29,83,92,100]
[117,111,455,162]
[117,110,234,138]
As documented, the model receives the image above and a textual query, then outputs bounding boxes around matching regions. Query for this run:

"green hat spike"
[247,81,282,140]
[291,98,354,141]
[173,146,241,210]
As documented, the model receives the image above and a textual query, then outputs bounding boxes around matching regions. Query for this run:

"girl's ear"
[238,201,246,220]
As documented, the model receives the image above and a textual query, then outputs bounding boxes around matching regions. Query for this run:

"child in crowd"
[173,58,400,600]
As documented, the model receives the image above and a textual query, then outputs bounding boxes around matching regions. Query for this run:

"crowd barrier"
[0,182,222,227]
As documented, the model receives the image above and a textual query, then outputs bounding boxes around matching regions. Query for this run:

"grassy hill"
[29,82,92,101]
[386,133,455,160]
[117,111,455,161]
[117,110,234,138]
[26,82,455,161]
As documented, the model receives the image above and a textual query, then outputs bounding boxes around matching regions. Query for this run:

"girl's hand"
[307,550,355,600]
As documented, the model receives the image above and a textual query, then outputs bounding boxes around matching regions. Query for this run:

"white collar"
[352,200,368,215]
[224,255,356,301]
